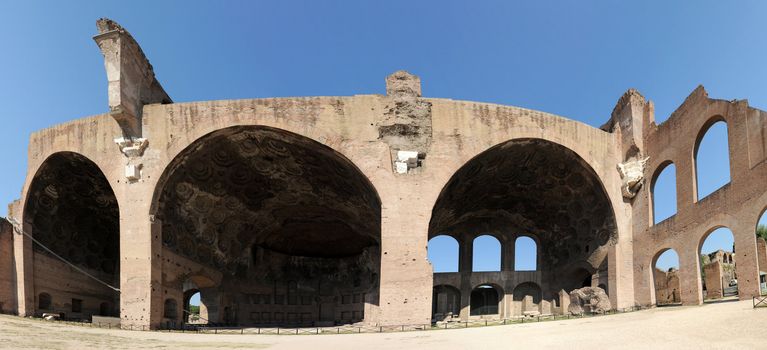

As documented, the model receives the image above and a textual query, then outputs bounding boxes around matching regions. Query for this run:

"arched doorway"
[652,248,681,306]
[470,284,501,317]
[183,290,201,323]
[432,285,460,321]
[699,227,737,300]
[24,152,120,319]
[512,282,542,316]
[152,126,381,327]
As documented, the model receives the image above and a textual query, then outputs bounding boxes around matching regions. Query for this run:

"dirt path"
[0,300,764,349]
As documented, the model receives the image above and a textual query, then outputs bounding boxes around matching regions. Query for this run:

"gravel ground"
[0,299,764,349]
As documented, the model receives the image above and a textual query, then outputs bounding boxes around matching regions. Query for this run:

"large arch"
[23,152,120,319]
[150,126,382,327]
[650,248,681,306]
[697,227,736,300]
[429,138,618,303]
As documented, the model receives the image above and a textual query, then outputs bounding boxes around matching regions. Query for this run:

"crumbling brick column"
[703,261,724,299]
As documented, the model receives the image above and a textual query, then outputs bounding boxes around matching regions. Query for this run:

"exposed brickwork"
[1,18,765,330]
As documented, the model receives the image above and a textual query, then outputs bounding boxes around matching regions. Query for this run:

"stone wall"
[632,86,767,306]
[702,261,724,299]
[4,18,767,329]
[0,220,14,314]
[757,238,767,274]
[32,252,118,320]
[653,268,680,305]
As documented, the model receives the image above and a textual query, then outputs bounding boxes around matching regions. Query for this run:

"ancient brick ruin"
[0,19,766,329]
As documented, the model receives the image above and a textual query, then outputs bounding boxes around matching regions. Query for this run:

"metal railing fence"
[22,305,655,335]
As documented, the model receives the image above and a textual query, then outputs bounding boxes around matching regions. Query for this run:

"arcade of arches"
[4,25,767,329]
[429,139,616,320]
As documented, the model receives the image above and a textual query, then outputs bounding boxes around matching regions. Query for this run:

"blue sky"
[1,1,765,293]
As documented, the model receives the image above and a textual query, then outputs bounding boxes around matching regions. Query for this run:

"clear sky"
[1,1,765,293]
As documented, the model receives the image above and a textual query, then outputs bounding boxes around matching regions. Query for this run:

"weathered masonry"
[0,18,766,329]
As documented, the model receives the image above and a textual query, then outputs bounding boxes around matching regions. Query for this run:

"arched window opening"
[428,235,459,273]
[38,293,51,311]
[651,162,677,224]
[699,227,736,300]
[432,285,461,321]
[472,235,501,272]
[653,249,681,306]
[512,282,542,316]
[470,284,500,316]
[514,236,537,271]
[695,121,731,201]
[164,298,178,319]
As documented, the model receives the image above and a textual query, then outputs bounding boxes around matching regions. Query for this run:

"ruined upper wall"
[93,18,171,138]
[629,85,767,306]
[645,86,767,170]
